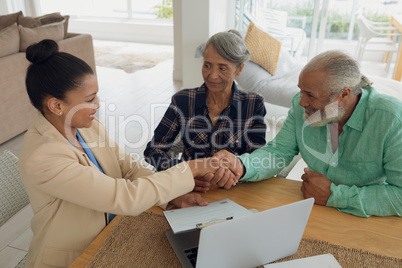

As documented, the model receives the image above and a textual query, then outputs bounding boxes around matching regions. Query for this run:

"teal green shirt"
[238,87,402,217]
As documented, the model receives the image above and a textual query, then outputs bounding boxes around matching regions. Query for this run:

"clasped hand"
[191,150,244,193]
[301,168,332,205]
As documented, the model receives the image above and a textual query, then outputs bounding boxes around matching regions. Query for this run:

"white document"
[163,199,253,234]
[264,253,342,268]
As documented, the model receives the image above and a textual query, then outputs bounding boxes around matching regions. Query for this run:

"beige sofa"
[0,11,96,144]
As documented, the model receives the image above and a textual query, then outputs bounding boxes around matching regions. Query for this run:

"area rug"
[86,212,402,268]
[93,40,174,73]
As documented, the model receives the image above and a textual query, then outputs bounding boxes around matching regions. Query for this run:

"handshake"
[187,150,244,193]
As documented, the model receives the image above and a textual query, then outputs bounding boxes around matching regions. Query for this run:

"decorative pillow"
[0,23,20,57]
[19,23,64,52]
[18,12,65,28]
[235,60,273,92]
[245,22,281,75]
[18,12,69,38]
[235,48,304,108]
[0,11,23,31]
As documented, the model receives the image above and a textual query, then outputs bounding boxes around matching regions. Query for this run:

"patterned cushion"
[0,150,30,227]
[245,22,281,75]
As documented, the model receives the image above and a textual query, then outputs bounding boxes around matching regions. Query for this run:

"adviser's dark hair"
[25,39,94,114]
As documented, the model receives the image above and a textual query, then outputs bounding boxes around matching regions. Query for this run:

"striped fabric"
[144,83,267,171]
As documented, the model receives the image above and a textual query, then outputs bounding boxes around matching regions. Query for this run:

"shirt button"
[331,162,336,166]
[235,140,239,144]
[192,140,194,143]
[327,139,331,143]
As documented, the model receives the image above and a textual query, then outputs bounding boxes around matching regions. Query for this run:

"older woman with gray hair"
[144,30,267,192]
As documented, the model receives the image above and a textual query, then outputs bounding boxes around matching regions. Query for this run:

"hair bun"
[228,29,243,39]
[26,39,59,64]
[360,74,373,88]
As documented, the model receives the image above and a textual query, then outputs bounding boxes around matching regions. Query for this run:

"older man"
[212,50,402,217]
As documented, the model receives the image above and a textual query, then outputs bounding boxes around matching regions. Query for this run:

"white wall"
[172,1,182,81]
[0,2,8,14]
[0,0,26,14]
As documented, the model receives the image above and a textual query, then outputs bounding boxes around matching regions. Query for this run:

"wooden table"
[70,177,402,267]
[391,14,402,81]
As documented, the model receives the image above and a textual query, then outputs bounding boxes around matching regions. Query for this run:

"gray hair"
[202,30,250,67]
[302,50,371,96]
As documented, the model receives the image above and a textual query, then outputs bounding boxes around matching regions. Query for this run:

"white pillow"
[236,48,304,108]
[235,60,273,92]
[275,47,302,78]
[368,75,402,101]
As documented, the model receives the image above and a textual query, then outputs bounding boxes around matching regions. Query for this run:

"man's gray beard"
[303,101,346,127]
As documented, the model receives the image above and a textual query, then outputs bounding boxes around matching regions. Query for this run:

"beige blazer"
[19,114,194,268]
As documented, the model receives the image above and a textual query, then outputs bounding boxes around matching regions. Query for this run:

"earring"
[59,111,62,115]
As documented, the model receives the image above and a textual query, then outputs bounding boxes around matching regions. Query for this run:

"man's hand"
[169,193,208,208]
[301,168,332,205]
[194,167,238,192]
[188,155,239,191]
[214,150,244,181]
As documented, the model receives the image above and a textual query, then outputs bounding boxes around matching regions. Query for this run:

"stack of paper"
[264,253,342,268]
[163,199,253,234]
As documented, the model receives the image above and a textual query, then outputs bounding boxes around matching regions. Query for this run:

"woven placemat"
[87,212,402,268]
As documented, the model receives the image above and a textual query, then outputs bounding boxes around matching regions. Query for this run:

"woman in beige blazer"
[18,40,235,268]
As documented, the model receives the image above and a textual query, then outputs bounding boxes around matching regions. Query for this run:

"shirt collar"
[344,87,369,131]
[195,83,241,111]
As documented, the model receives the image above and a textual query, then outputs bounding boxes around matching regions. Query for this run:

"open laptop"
[166,198,314,268]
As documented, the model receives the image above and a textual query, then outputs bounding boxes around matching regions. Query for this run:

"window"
[39,0,173,21]
[236,0,401,58]
[238,0,401,41]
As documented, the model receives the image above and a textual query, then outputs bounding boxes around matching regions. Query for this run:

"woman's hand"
[169,193,208,208]
[187,157,220,177]
[194,173,214,193]
[188,157,238,190]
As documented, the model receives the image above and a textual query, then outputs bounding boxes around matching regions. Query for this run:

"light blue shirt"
[73,131,115,223]
[238,87,402,217]
[76,131,104,173]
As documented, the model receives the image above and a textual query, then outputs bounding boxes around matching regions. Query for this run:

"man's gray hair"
[302,50,371,96]
[202,30,250,67]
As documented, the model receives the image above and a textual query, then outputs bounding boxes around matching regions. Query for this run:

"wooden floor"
[0,40,398,267]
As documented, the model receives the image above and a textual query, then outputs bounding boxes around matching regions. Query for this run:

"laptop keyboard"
[184,246,199,267]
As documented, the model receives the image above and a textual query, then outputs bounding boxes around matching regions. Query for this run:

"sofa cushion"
[235,48,304,108]
[0,11,23,31]
[0,23,20,57]
[19,23,64,52]
[245,22,281,76]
